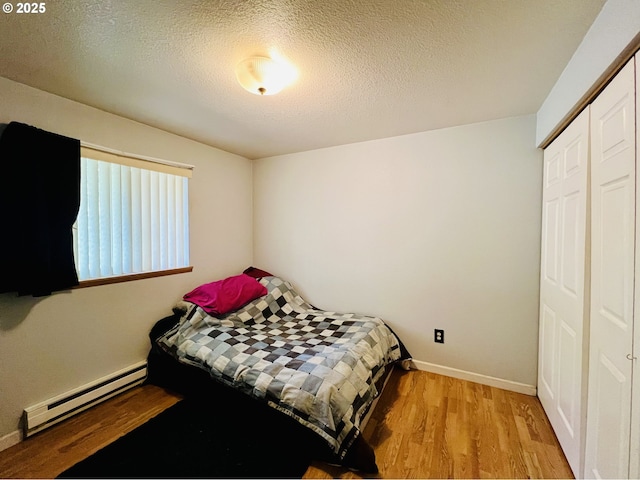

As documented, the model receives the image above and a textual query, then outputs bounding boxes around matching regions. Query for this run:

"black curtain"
[0,122,81,297]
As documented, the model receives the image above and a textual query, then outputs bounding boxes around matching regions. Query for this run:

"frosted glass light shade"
[235,56,294,95]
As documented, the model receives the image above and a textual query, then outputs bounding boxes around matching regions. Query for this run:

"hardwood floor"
[0,369,573,479]
[305,369,573,479]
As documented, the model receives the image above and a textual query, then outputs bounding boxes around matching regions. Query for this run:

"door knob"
[627,354,637,360]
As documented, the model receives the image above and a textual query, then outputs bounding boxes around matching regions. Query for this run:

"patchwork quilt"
[157,276,403,459]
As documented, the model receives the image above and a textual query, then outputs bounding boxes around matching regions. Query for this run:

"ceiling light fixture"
[235,56,297,96]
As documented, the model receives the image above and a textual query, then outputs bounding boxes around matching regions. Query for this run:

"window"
[73,145,192,284]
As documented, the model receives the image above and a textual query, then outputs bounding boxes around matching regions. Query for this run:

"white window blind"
[74,146,191,281]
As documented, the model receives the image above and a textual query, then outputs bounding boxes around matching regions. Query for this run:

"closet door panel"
[538,107,589,477]
[595,353,630,472]
[539,304,557,398]
[586,57,635,480]
[543,197,560,285]
[557,320,578,432]
[561,191,581,295]
[600,180,633,330]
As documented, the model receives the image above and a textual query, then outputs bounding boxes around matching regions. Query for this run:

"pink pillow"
[183,274,267,315]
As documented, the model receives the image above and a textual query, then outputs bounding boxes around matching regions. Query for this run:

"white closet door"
[585,58,636,480]
[630,52,640,480]
[538,107,589,477]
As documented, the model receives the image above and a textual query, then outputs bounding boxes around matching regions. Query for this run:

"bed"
[146,270,411,472]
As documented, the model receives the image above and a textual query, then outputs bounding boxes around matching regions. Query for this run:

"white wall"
[254,115,542,389]
[0,77,253,440]
[536,0,640,145]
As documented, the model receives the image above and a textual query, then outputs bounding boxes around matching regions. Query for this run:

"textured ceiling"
[0,0,605,159]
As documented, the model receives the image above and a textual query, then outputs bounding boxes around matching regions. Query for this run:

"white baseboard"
[0,430,22,453]
[411,359,537,396]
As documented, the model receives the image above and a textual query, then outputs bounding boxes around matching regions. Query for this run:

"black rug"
[58,396,313,479]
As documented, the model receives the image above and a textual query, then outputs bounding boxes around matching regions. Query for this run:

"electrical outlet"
[434,329,444,343]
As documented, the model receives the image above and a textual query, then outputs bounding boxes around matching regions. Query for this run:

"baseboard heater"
[23,361,147,437]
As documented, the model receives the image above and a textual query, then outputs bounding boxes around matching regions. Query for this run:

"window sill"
[75,266,193,288]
